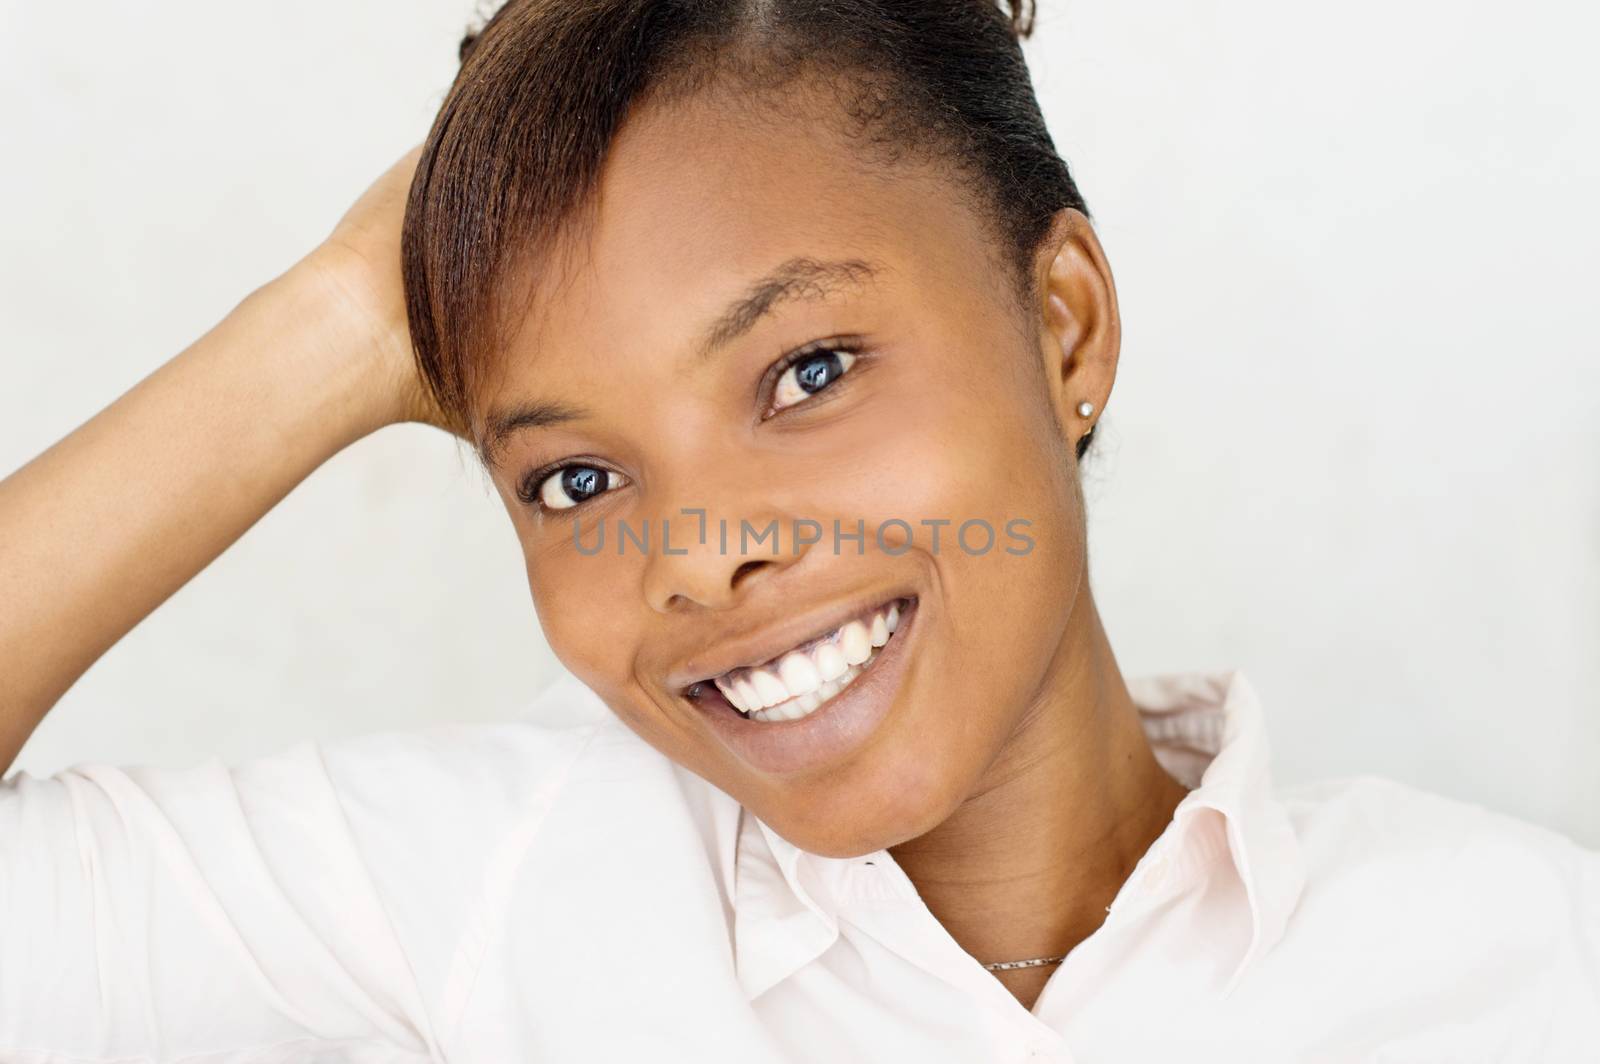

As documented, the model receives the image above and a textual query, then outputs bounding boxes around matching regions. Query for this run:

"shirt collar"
[1125,667,1307,996]
[732,667,1306,1001]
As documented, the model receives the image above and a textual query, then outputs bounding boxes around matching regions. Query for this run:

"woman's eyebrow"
[696,255,882,360]
[480,256,881,468]
[479,399,589,469]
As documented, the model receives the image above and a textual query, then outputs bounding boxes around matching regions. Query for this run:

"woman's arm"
[0,147,437,775]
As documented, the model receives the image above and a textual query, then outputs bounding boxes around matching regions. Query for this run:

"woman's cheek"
[837,401,969,522]
[526,547,627,680]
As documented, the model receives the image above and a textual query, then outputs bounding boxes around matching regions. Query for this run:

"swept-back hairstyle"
[401,0,1093,458]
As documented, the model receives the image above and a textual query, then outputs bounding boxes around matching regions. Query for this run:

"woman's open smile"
[677,594,919,774]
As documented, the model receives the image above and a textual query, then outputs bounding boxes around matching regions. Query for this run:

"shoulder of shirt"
[0,671,652,1033]
[303,672,609,788]
[1277,773,1597,862]
[263,670,684,837]
[292,670,683,833]
[14,670,682,855]
[1273,773,1600,952]
[4,671,616,822]
[244,671,678,1019]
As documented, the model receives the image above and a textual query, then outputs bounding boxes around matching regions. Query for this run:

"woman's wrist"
[253,248,426,446]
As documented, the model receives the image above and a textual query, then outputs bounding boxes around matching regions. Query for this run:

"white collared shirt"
[2,668,1596,1062]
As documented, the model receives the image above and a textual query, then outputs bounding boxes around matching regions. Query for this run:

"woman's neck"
[887,595,1189,1010]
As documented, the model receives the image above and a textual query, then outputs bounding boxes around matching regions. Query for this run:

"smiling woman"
[1,0,1597,1061]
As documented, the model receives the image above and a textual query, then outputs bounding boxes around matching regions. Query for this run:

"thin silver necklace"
[981,953,1067,972]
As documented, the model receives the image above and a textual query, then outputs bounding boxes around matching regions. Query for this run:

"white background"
[2,1,1596,845]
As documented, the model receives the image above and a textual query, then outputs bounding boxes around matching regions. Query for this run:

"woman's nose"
[641,505,807,613]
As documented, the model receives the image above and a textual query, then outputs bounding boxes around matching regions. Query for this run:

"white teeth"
[840,621,871,665]
[814,643,848,682]
[777,652,821,697]
[751,670,789,708]
[748,663,867,723]
[715,677,747,712]
[734,676,763,712]
[706,600,911,723]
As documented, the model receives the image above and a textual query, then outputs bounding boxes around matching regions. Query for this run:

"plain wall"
[3,0,1596,845]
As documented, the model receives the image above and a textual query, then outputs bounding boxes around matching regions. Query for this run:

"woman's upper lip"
[664,590,913,691]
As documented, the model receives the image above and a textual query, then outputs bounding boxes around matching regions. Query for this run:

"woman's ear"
[1034,208,1120,451]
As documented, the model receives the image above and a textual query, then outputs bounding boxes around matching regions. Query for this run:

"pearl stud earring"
[1076,400,1095,418]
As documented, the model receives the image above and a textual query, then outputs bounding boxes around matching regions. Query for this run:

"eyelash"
[516,455,609,510]
[762,338,864,418]
[516,338,866,513]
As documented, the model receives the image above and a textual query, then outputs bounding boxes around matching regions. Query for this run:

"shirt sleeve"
[0,711,599,1062]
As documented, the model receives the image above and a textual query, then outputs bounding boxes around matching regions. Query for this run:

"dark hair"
[402,0,1096,461]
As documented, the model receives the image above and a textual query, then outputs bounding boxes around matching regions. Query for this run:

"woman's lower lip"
[693,597,920,775]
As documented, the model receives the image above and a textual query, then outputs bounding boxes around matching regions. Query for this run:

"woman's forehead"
[491,93,994,380]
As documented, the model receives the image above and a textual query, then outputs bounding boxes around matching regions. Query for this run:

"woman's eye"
[535,464,625,511]
[771,348,858,413]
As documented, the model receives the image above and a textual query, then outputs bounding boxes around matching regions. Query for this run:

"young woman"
[2,1,1595,1060]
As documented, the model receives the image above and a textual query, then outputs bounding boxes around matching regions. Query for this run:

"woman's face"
[478,88,1119,857]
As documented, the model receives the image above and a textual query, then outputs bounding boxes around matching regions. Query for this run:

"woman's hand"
[297,146,452,434]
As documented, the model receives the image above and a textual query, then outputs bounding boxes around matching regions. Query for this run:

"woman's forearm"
[0,261,402,774]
